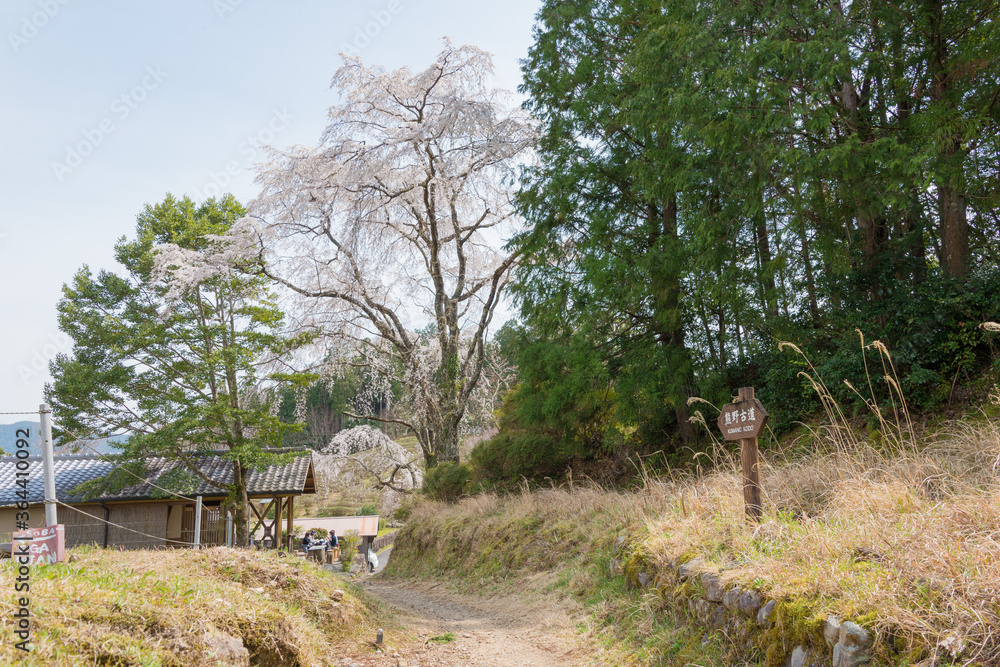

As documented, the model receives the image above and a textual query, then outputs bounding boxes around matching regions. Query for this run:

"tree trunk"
[436,406,462,464]
[939,186,968,278]
[799,223,820,324]
[717,300,727,375]
[900,196,927,284]
[921,0,969,278]
[695,291,719,369]
[651,195,694,445]
[231,460,250,547]
[753,200,779,321]
[734,316,745,364]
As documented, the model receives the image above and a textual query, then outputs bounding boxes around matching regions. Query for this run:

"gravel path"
[334,548,609,666]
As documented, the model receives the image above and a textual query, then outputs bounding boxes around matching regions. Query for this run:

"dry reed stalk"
[400,334,1000,661]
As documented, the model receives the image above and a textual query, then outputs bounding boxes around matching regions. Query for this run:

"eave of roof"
[0,449,315,507]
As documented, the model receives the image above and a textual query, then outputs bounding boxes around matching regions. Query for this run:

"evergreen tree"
[47,194,313,547]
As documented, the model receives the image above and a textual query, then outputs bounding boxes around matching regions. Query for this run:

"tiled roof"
[0,449,315,507]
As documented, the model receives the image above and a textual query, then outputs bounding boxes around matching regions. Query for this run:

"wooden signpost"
[717,387,768,522]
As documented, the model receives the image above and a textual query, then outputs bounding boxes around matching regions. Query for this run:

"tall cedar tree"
[515,0,697,448]
[509,0,1000,456]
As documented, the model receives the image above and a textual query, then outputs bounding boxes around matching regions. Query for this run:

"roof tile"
[0,449,314,507]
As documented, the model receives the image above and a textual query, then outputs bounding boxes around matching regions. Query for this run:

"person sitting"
[326,530,340,563]
[303,530,327,562]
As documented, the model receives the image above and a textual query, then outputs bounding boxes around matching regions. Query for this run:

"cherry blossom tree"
[237,41,535,466]
[314,425,422,516]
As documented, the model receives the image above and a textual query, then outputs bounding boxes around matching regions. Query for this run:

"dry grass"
[636,416,1000,662]
[391,336,1000,664]
[0,546,390,666]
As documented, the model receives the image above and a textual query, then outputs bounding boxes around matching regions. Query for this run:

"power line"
[54,500,201,547]
[7,411,228,548]
[55,425,203,504]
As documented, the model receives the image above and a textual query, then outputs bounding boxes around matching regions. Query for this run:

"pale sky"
[0,0,542,421]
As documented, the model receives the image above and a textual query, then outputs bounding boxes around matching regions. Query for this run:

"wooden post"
[285,496,294,552]
[274,497,283,551]
[738,387,763,522]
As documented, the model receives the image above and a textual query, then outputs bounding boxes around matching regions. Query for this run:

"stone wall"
[609,537,875,667]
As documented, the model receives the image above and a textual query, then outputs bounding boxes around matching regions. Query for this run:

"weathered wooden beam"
[248,498,275,538]
[274,497,283,551]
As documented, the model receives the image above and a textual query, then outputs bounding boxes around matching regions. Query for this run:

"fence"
[372,531,397,552]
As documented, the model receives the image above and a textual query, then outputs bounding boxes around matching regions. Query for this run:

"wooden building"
[0,449,315,549]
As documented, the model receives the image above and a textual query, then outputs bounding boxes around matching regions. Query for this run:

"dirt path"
[334,549,610,666]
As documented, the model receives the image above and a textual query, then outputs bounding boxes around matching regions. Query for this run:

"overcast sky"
[0,0,542,422]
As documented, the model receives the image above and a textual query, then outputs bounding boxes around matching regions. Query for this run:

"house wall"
[0,504,106,547]
[2,498,300,551]
[106,504,168,549]
[0,502,169,549]
[0,507,45,541]
[62,504,105,547]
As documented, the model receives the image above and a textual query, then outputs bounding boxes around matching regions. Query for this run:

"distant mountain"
[0,421,126,457]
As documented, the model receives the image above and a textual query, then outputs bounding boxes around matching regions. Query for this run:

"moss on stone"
[760,598,828,667]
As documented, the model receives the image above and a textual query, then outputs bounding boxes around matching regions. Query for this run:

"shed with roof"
[0,449,316,550]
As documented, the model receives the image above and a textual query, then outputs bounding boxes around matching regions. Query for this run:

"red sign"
[12,525,65,566]
[716,398,769,441]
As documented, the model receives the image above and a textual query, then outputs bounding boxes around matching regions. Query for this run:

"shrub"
[393,495,420,522]
[469,430,572,485]
[422,461,473,501]
[338,529,361,561]
[356,504,378,516]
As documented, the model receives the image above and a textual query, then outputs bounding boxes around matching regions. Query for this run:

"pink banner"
[12,524,65,566]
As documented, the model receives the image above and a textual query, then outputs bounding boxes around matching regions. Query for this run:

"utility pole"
[193,495,203,549]
[39,403,57,527]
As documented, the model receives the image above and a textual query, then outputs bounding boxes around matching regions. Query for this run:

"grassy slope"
[0,546,393,666]
[385,416,1000,666]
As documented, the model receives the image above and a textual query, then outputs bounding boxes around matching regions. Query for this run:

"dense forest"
[465,0,1000,487]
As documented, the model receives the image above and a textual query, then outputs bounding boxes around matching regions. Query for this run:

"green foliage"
[742,268,1000,432]
[503,0,1000,472]
[422,461,473,502]
[355,504,377,517]
[392,496,419,522]
[337,530,361,561]
[46,193,314,545]
[276,370,401,450]
[470,430,571,486]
